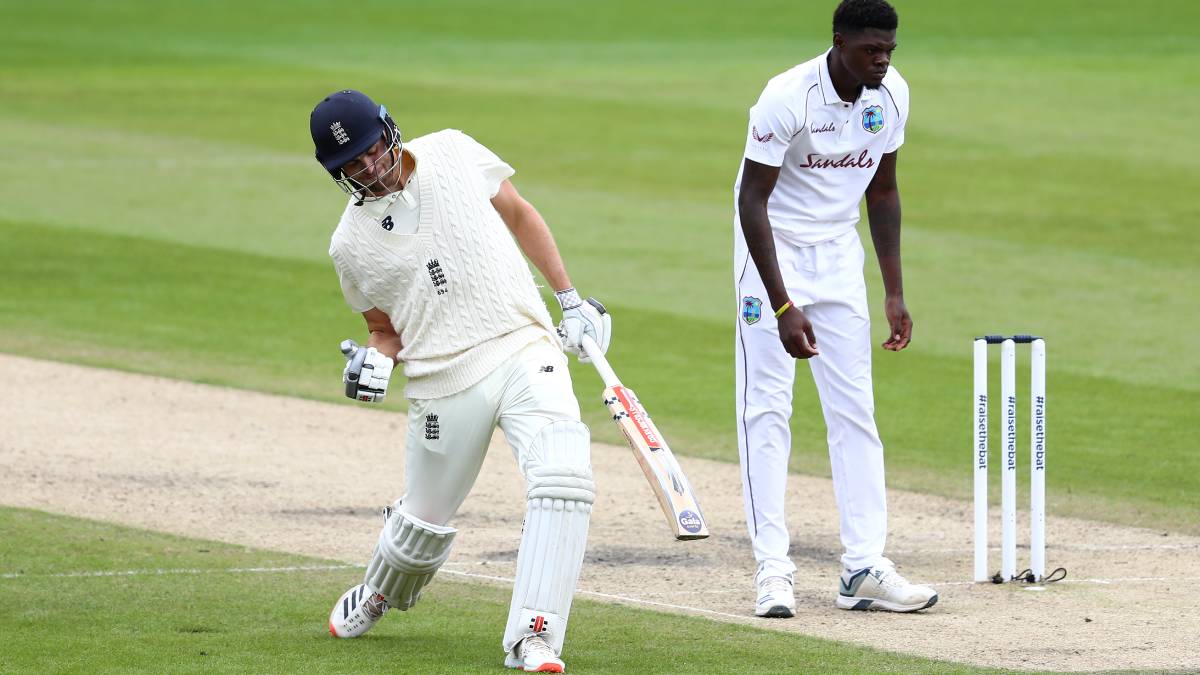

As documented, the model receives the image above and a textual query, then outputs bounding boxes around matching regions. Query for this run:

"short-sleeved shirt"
[734,48,909,246]
[336,132,515,312]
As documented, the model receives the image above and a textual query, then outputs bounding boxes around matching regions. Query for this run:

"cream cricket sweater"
[328,129,556,399]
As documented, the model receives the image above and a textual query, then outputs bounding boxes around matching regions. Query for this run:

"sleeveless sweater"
[328,129,556,399]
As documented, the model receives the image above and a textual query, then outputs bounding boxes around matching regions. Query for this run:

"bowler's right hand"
[340,339,394,403]
[777,306,819,359]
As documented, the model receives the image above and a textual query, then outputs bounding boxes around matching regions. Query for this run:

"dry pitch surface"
[1,355,1195,672]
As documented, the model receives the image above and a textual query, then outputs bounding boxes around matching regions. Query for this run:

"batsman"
[309,89,611,673]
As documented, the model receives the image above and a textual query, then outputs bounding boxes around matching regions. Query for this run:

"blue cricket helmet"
[309,89,404,201]
[310,89,395,176]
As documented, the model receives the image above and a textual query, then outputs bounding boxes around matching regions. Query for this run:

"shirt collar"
[817,48,843,106]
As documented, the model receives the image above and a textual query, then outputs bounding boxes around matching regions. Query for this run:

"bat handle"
[581,335,622,388]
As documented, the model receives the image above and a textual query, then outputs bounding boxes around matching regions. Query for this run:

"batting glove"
[556,288,611,364]
[340,339,394,403]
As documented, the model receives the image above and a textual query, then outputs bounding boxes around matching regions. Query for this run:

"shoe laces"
[761,576,792,595]
[364,593,388,620]
[522,635,556,661]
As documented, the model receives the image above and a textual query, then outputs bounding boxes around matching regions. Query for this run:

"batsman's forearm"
[512,203,573,292]
[739,201,791,311]
[361,307,403,362]
[866,188,904,297]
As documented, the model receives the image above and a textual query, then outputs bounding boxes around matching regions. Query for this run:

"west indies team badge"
[742,296,762,325]
[862,105,885,134]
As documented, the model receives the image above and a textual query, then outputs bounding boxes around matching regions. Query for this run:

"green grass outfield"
[0,507,991,674]
[2,2,1195,671]
[1,0,1196,533]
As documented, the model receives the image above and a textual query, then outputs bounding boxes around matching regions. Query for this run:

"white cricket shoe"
[754,575,796,618]
[328,583,389,638]
[505,635,565,673]
[835,558,938,612]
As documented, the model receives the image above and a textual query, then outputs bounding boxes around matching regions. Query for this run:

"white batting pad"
[504,421,594,655]
[363,508,457,610]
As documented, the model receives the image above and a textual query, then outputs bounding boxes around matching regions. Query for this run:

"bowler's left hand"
[882,295,912,351]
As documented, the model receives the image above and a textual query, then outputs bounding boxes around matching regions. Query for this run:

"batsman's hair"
[833,0,898,35]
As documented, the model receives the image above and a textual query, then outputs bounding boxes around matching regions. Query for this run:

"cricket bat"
[580,335,709,540]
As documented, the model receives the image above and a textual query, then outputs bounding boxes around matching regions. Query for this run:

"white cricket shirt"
[734,48,909,246]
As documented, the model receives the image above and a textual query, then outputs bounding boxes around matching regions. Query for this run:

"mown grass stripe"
[0,564,361,580]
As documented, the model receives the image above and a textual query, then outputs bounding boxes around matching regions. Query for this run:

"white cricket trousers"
[399,336,588,655]
[734,227,887,579]
[401,337,581,524]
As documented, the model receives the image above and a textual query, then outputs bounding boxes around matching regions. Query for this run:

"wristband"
[774,300,793,318]
[555,287,583,310]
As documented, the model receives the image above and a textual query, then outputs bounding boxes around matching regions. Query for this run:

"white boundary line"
[4,560,1180,620]
[891,543,1198,554]
[931,576,1176,587]
[436,568,755,622]
[0,562,754,622]
[441,565,1180,595]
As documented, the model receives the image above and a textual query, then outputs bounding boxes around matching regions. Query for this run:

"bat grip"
[581,335,622,388]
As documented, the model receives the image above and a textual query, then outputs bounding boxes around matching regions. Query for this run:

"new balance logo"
[751,125,775,143]
[424,414,440,440]
[381,215,394,231]
[330,121,350,145]
[538,365,554,373]
[426,259,447,295]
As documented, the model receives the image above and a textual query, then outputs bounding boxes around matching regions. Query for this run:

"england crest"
[862,105,884,134]
[742,296,762,325]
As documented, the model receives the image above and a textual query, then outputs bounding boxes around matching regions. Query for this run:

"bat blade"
[602,384,709,540]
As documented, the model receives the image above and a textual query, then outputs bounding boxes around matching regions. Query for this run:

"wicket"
[973,335,1046,583]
